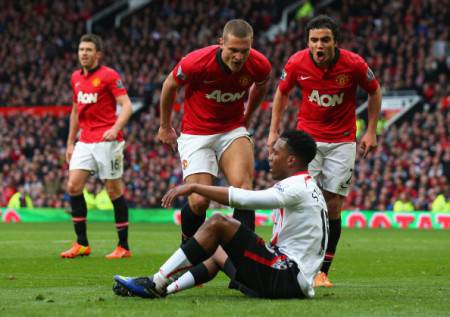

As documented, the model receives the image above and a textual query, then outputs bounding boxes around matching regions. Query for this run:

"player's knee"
[205,213,228,230]
[229,178,253,190]
[189,195,210,214]
[105,181,123,200]
[326,194,343,219]
[66,180,83,196]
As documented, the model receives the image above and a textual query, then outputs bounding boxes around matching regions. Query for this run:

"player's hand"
[267,131,279,155]
[161,184,194,208]
[158,126,178,152]
[66,144,74,163]
[102,128,119,141]
[360,132,377,158]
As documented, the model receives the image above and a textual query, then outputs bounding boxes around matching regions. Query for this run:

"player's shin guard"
[70,194,88,246]
[321,218,341,275]
[181,203,206,244]
[233,209,255,231]
[112,196,129,250]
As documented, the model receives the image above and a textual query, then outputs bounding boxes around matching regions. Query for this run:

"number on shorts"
[111,158,120,171]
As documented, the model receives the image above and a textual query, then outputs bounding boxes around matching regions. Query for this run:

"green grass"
[0,223,449,317]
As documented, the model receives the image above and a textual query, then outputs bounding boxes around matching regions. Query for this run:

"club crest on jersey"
[239,75,251,87]
[335,74,351,86]
[92,78,101,87]
[176,66,186,81]
[77,91,98,104]
[206,90,245,103]
[182,160,188,170]
[308,90,344,107]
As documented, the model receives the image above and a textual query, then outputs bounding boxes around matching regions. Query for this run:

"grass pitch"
[0,223,449,317]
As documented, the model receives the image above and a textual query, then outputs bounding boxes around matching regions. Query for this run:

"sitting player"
[113,130,328,299]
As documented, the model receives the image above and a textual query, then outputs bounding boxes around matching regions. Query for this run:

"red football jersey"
[278,48,379,142]
[172,45,271,135]
[71,65,127,143]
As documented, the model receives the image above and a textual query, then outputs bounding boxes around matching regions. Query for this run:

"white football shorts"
[69,141,125,180]
[308,142,356,197]
[177,127,251,179]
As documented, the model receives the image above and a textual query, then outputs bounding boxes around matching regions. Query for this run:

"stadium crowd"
[0,0,448,211]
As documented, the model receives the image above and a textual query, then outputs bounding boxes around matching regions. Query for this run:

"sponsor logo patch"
[367,67,375,81]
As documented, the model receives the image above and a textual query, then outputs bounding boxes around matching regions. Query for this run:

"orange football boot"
[60,242,91,258]
[105,246,132,259]
[314,271,334,287]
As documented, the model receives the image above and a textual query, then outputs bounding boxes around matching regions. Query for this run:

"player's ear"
[219,37,224,46]
[287,155,296,167]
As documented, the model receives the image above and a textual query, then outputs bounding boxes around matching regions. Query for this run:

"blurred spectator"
[393,191,415,212]
[7,185,33,209]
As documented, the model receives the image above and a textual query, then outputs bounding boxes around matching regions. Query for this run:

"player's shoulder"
[183,45,218,63]
[98,65,120,77]
[338,48,366,66]
[249,48,270,64]
[288,49,309,63]
[71,69,81,80]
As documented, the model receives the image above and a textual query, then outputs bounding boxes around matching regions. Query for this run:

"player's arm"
[244,80,269,126]
[162,184,284,209]
[66,102,79,163]
[360,86,382,158]
[103,94,132,141]
[158,73,181,149]
[267,87,290,153]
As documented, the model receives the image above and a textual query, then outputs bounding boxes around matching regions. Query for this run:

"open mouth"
[316,51,325,62]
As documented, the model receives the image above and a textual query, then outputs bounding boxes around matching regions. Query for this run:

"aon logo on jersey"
[206,90,245,103]
[77,91,98,104]
[308,90,344,107]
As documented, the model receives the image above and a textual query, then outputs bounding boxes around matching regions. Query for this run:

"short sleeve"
[278,56,298,94]
[353,56,379,94]
[254,55,272,86]
[171,53,198,85]
[107,70,128,97]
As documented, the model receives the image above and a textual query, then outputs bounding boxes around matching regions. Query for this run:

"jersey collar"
[292,170,309,176]
[308,48,340,70]
[80,64,101,76]
[216,48,232,74]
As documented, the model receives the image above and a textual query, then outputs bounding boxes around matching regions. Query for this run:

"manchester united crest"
[239,75,251,87]
[92,78,101,87]
[335,74,351,86]
[182,160,188,170]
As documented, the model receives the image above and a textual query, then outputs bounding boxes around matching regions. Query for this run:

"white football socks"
[166,271,196,294]
[153,248,193,292]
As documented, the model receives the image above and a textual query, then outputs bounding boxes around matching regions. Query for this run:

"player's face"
[78,41,101,70]
[269,139,290,180]
[307,28,336,67]
[220,34,252,73]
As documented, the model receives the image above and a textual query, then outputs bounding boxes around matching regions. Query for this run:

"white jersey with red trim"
[229,171,328,298]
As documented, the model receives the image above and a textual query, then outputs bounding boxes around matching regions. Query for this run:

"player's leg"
[177,133,218,243]
[165,247,225,295]
[61,142,95,258]
[113,214,240,298]
[181,173,215,243]
[316,142,356,286]
[218,130,255,231]
[99,141,131,258]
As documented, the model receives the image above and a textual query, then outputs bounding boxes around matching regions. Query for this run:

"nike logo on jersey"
[300,75,312,80]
